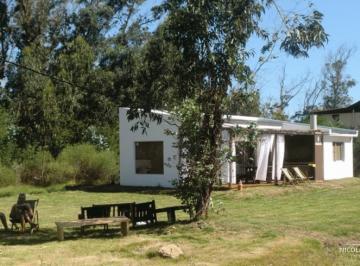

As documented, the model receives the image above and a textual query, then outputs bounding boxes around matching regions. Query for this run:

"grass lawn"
[1,179,360,265]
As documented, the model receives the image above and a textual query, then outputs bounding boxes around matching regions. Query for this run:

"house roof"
[311,100,360,115]
[120,107,358,137]
[223,115,358,137]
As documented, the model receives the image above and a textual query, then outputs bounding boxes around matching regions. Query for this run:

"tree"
[322,46,356,109]
[0,0,10,79]
[264,66,310,120]
[225,88,261,117]
[293,46,356,122]
[2,0,149,155]
[6,43,63,154]
[128,0,327,218]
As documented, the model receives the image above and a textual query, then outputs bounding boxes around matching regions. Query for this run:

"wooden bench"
[79,201,157,227]
[77,201,190,228]
[55,217,130,241]
[156,205,190,224]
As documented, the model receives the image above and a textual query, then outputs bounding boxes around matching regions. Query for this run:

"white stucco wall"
[322,135,354,180]
[119,108,178,187]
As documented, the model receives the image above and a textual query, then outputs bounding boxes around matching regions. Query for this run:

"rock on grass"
[158,244,183,259]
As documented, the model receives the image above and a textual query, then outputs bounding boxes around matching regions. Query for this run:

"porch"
[226,132,316,185]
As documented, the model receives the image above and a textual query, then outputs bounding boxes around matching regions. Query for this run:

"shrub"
[58,144,118,185]
[19,151,73,186]
[0,163,18,187]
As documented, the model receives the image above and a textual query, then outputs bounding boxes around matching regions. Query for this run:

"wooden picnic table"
[55,217,130,241]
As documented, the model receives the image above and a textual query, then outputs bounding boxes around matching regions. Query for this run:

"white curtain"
[255,134,274,181]
[271,135,285,181]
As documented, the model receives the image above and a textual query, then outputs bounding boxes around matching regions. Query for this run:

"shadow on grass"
[131,220,193,236]
[0,227,137,246]
[0,221,192,246]
[65,184,176,195]
[0,228,58,245]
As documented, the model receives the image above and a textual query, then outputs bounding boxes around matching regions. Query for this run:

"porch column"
[274,134,278,185]
[228,133,237,185]
[314,133,324,181]
[231,138,236,184]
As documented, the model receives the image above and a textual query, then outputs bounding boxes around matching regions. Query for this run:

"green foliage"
[18,144,118,186]
[58,144,118,185]
[19,150,71,186]
[225,88,261,116]
[0,163,17,187]
[169,100,212,216]
[0,108,19,166]
[1,0,148,157]
[300,115,345,128]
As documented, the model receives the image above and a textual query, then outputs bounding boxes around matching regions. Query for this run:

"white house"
[119,107,358,187]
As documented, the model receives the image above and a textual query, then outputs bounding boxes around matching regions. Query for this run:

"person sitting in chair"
[10,193,35,232]
[0,211,8,230]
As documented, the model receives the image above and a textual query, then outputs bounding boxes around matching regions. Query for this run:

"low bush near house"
[0,163,17,187]
[57,144,117,185]
[19,151,73,186]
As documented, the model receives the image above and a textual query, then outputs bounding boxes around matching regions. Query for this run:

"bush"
[19,151,73,186]
[58,144,118,185]
[0,163,18,187]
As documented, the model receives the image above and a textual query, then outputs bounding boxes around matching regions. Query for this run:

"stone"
[158,244,184,259]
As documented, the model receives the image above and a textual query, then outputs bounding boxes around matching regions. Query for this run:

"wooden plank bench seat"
[55,217,130,241]
[155,205,190,224]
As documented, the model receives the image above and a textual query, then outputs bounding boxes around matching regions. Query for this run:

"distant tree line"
[0,0,150,156]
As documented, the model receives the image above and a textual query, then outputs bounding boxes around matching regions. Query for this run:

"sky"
[142,0,360,117]
[246,0,360,116]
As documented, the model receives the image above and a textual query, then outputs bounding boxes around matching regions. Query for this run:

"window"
[135,142,164,174]
[333,142,344,161]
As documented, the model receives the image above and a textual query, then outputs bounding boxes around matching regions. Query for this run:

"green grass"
[1,179,360,265]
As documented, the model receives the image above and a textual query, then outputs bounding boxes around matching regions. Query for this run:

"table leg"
[167,210,176,224]
[121,221,129,236]
[57,225,64,241]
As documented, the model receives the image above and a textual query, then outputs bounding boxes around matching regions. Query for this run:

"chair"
[10,199,39,233]
[293,167,312,181]
[115,203,135,220]
[133,200,157,227]
[281,168,297,184]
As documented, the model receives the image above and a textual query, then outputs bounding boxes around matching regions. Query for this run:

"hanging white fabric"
[255,134,274,181]
[271,135,285,181]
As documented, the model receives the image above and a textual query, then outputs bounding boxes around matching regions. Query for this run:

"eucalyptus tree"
[322,46,356,109]
[128,0,327,218]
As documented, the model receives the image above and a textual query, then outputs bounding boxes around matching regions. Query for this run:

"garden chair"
[10,199,39,233]
[281,168,297,184]
[133,200,157,227]
[292,167,312,181]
